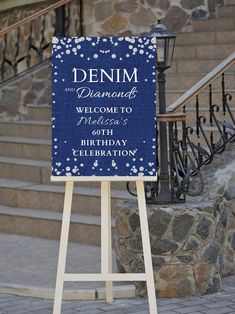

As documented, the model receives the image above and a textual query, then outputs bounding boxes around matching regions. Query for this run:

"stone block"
[128,233,142,252]
[202,242,220,263]
[118,246,135,264]
[130,8,156,27]
[149,209,172,238]
[196,217,212,240]
[180,0,205,10]
[101,14,127,34]
[194,260,210,284]
[147,0,170,10]
[24,91,37,105]
[116,214,132,238]
[172,214,194,242]
[128,212,140,232]
[151,238,178,254]
[17,78,32,90]
[164,6,189,32]
[114,0,139,13]
[32,82,45,91]
[94,1,113,22]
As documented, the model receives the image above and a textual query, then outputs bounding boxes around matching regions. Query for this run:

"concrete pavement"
[0,234,234,313]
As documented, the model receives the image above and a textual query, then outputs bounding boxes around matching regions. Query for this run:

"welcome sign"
[52,37,157,177]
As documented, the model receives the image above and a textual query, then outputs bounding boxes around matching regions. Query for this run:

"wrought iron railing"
[166,53,235,203]
[0,0,83,84]
[127,52,235,203]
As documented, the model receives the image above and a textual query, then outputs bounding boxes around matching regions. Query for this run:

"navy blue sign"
[52,37,157,177]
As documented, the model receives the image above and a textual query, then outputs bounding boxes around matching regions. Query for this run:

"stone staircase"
[167,6,235,103]
[0,104,134,245]
[0,4,235,246]
[166,5,235,144]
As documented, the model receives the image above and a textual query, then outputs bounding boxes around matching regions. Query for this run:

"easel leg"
[53,181,74,314]
[101,181,113,303]
[136,181,158,314]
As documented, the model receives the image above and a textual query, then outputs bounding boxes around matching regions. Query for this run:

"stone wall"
[84,0,210,36]
[0,61,51,120]
[115,143,235,297]
[115,200,223,297]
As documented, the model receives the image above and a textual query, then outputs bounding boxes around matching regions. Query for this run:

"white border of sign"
[52,176,158,314]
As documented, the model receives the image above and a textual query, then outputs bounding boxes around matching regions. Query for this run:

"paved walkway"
[0,234,132,296]
[0,276,235,314]
[0,234,235,313]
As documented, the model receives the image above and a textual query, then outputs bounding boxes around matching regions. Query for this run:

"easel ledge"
[51,175,158,182]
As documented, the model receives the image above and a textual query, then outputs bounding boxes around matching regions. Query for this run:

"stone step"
[0,136,51,160]
[0,205,109,246]
[216,5,235,18]
[166,90,235,106]
[192,16,235,32]
[176,30,235,46]
[0,179,133,216]
[27,105,51,121]
[166,73,235,90]
[0,156,126,190]
[0,120,51,139]
[170,59,235,74]
[0,156,49,184]
[174,43,235,60]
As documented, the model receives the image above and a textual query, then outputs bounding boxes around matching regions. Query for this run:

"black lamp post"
[148,20,176,204]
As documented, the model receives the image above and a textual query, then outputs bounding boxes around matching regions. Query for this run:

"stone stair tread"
[175,56,234,62]
[0,156,50,167]
[192,16,235,31]
[28,104,51,109]
[0,178,134,200]
[0,120,50,126]
[0,136,50,145]
[176,30,235,46]
[0,204,110,226]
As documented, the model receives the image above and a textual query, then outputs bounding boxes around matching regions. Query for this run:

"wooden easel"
[51,176,158,314]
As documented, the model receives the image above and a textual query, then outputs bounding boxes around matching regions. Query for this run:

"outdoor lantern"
[146,20,177,204]
[148,20,176,71]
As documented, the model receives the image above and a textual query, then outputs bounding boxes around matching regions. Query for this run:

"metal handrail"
[167,51,235,113]
[0,0,72,37]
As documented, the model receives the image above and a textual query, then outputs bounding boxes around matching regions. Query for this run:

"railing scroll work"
[127,52,235,203]
[0,0,83,84]
[167,52,235,202]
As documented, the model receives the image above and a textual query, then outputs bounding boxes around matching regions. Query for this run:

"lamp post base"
[155,189,173,205]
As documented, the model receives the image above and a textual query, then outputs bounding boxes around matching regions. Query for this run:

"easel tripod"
[51,177,158,314]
